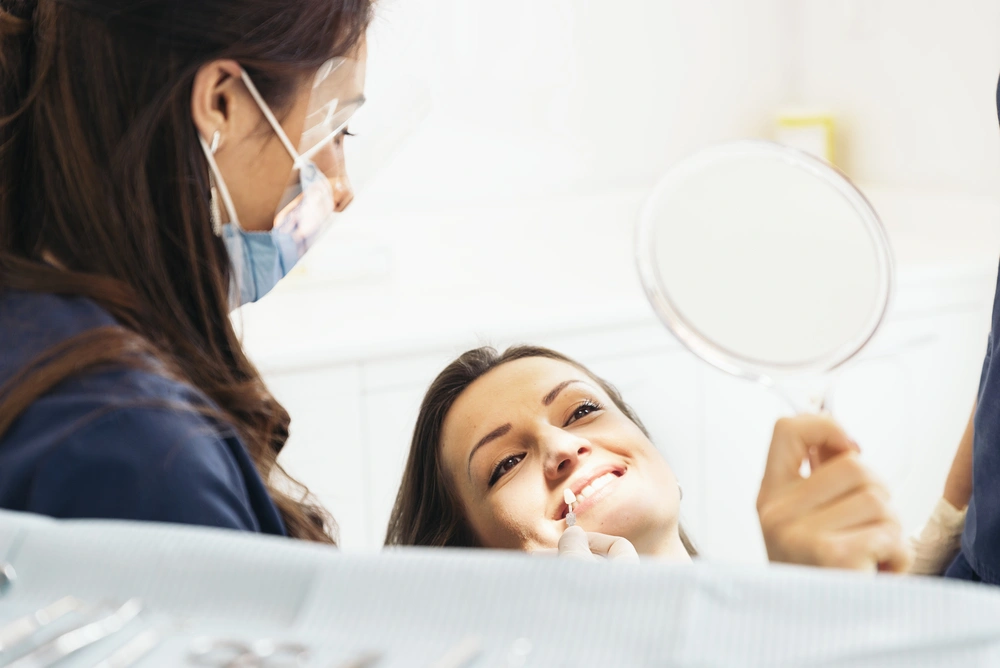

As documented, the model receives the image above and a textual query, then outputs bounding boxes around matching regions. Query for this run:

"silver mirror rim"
[635,140,895,384]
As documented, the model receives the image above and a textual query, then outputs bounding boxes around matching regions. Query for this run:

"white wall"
[791,0,1000,193]
[350,0,789,209]
[352,0,1000,209]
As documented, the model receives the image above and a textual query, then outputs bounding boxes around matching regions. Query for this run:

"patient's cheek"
[484,500,548,551]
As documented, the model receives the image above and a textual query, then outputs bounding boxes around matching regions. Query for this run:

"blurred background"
[235,0,1000,558]
[351,0,1000,205]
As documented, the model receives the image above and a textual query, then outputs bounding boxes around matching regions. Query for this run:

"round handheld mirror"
[636,141,893,410]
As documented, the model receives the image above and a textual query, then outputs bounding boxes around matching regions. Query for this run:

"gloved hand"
[908,497,966,576]
[555,525,639,563]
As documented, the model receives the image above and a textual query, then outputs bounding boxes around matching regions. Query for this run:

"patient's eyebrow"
[543,380,586,406]
[468,423,512,481]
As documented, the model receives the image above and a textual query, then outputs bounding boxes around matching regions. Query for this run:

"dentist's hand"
[909,497,966,576]
[555,525,640,563]
[757,415,912,573]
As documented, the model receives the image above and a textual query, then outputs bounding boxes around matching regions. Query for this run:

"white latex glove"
[908,497,967,576]
[554,526,640,563]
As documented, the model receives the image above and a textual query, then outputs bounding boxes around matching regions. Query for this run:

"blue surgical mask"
[197,60,363,309]
[216,161,335,306]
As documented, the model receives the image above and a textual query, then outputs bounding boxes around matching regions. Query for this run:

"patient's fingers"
[757,415,910,571]
[805,484,894,532]
[759,415,858,500]
[830,521,913,573]
[759,453,882,539]
[794,453,883,510]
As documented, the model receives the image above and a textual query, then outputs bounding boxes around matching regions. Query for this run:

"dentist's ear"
[191,59,246,147]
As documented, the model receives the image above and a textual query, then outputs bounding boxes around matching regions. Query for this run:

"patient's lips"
[554,465,626,520]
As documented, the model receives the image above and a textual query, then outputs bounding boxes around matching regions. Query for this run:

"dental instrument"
[92,628,163,668]
[8,598,142,668]
[564,489,576,527]
[0,597,85,656]
[188,636,310,666]
[428,634,482,668]
[0,562,15,596]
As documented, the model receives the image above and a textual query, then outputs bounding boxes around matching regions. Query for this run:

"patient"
[386,346,912,571]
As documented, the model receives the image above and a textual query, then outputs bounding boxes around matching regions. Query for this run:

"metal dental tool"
[0,596,85,657]
[564,488,577,527]
[8,599,142,668]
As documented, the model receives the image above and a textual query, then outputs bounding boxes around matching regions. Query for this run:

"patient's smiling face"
[439,357,683,554]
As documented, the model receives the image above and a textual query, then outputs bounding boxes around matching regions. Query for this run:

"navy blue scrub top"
[944,76,1000,584]
[0,288,286,535]
[948,269,1000,584]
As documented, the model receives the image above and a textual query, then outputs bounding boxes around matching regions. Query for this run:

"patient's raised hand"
[756,415,913,573]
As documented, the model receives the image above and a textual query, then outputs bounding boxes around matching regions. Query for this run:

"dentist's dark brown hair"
[385,345,697,555]
[0,0,373,542]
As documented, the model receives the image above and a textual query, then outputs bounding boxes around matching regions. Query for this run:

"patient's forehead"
[442,357,595,448]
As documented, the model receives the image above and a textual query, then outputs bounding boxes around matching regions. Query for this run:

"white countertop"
[236,186,1000,373]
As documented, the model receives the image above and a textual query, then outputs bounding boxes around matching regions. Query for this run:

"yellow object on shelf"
[775,111,836,165]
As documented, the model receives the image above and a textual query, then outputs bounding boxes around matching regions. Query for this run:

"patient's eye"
[489,454,525,487]
[565,399,604,427]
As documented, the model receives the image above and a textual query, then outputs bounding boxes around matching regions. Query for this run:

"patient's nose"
[542,430,591,481]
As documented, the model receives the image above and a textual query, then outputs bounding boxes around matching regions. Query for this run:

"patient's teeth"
[568,472,620,508]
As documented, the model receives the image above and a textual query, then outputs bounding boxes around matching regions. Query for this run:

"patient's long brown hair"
[386,345,697,555]
[0,0,373,542]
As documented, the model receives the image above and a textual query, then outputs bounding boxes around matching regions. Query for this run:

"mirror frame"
[636,140,895,384]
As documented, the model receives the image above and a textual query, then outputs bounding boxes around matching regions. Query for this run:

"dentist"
[0,0,369,542]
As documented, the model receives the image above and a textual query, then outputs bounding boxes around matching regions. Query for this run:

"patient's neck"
[636,528,694,562]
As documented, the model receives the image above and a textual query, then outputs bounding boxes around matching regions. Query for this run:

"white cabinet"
[266,366,367,549]
[362,384,433,547]
[359,350,466,547]
[700,367,785,563]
